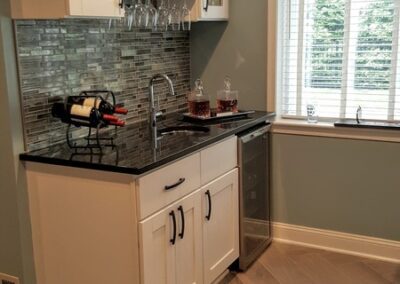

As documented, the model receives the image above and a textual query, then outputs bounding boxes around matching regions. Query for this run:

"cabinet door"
[139,206,177,284]
[69,0,123,17]
[199,0,229,21]
[202,169,239,284]
[175,192,203,284]
[12,0,123,19]
[139,190,203,284]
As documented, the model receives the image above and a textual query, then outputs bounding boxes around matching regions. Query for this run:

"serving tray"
[182,110,255,123]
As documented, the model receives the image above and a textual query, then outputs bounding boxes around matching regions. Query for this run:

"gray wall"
[0,1,23,279]
[190,0,267,111]
[0,0,35,282]
[272,134,400,241]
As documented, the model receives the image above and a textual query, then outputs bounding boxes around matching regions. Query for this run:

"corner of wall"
[0,0,36,283]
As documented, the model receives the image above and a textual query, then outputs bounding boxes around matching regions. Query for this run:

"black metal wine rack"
[66,90,119,153]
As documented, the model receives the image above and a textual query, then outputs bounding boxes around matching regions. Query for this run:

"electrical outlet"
[0,273,20,284]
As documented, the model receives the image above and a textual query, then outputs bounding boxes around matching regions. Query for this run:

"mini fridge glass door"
[238,125,271,270]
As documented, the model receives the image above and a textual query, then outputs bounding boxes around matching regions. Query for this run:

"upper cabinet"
[11,0,227,21]
[183,0,229,22]
[198,0,228,21]
[11,0,124,19]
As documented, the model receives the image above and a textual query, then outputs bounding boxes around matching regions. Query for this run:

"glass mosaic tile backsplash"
[15,19,190,151]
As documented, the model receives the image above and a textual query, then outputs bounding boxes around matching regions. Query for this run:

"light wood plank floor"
[223,242,400,284]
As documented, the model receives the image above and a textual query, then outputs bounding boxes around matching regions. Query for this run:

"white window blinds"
[281,0,400,121]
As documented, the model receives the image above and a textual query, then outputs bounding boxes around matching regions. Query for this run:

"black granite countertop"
[20,111,274,175]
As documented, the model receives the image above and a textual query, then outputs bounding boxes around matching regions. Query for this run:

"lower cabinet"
[24,137,239,284]
[202,169,239,284]
[24,164,140,284]
[139,169,239,284]
[139,190,203,284]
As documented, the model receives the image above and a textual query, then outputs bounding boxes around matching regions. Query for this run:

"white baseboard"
[272,222,400,264]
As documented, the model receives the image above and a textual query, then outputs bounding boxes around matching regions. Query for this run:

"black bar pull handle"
[178,206,185,239]
[169,210,177,245]
[164,178,186,191]
[205,190,212,221]
[204,0,209,11]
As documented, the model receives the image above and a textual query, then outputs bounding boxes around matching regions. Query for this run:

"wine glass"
[124,3,135,30]
[157,0,169,31]
[169,1,181,31]
[181,0,191,31]
[134,0,147,28]
[145,0,158,29]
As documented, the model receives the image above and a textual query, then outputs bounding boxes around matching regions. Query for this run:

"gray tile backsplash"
[15,19,190,151]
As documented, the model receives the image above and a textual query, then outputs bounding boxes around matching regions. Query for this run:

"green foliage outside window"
[354,0,393,90]
[309,0,394,90]
[309,0,345,89]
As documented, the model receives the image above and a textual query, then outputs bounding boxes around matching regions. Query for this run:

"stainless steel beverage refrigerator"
[236,123,272,270]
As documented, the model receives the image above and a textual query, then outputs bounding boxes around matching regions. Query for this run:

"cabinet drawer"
[137,153,201,220]
[201,136,237,185]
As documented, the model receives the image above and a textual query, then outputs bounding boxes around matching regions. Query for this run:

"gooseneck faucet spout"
[148,74,176,149]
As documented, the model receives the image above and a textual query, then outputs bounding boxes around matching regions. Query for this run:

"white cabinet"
[139,190,203,284]
[11,0,227,20]
[24,164,140,284]
[137,137,238,284]
[180,0,229,22]
[202,169,239,284]
[72,0,123,17]
[24,136,238,284]
[198,0,229,21]
[11,0,124,19]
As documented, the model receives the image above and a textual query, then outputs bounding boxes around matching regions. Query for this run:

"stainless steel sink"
[158,125,210,136]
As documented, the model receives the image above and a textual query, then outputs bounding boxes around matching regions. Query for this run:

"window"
[281,0,400,121]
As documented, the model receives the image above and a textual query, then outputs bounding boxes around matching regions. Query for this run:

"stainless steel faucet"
[356,105,362,124]
[148,74,175,148]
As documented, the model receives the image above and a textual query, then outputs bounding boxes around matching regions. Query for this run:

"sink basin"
[158,125,210,136]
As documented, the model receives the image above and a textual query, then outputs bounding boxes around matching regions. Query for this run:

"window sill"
[271,118,400,143]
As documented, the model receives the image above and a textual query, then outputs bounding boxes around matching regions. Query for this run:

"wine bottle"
[52,103,124,128]
[67,96,128,115]
[109,120,126,127]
